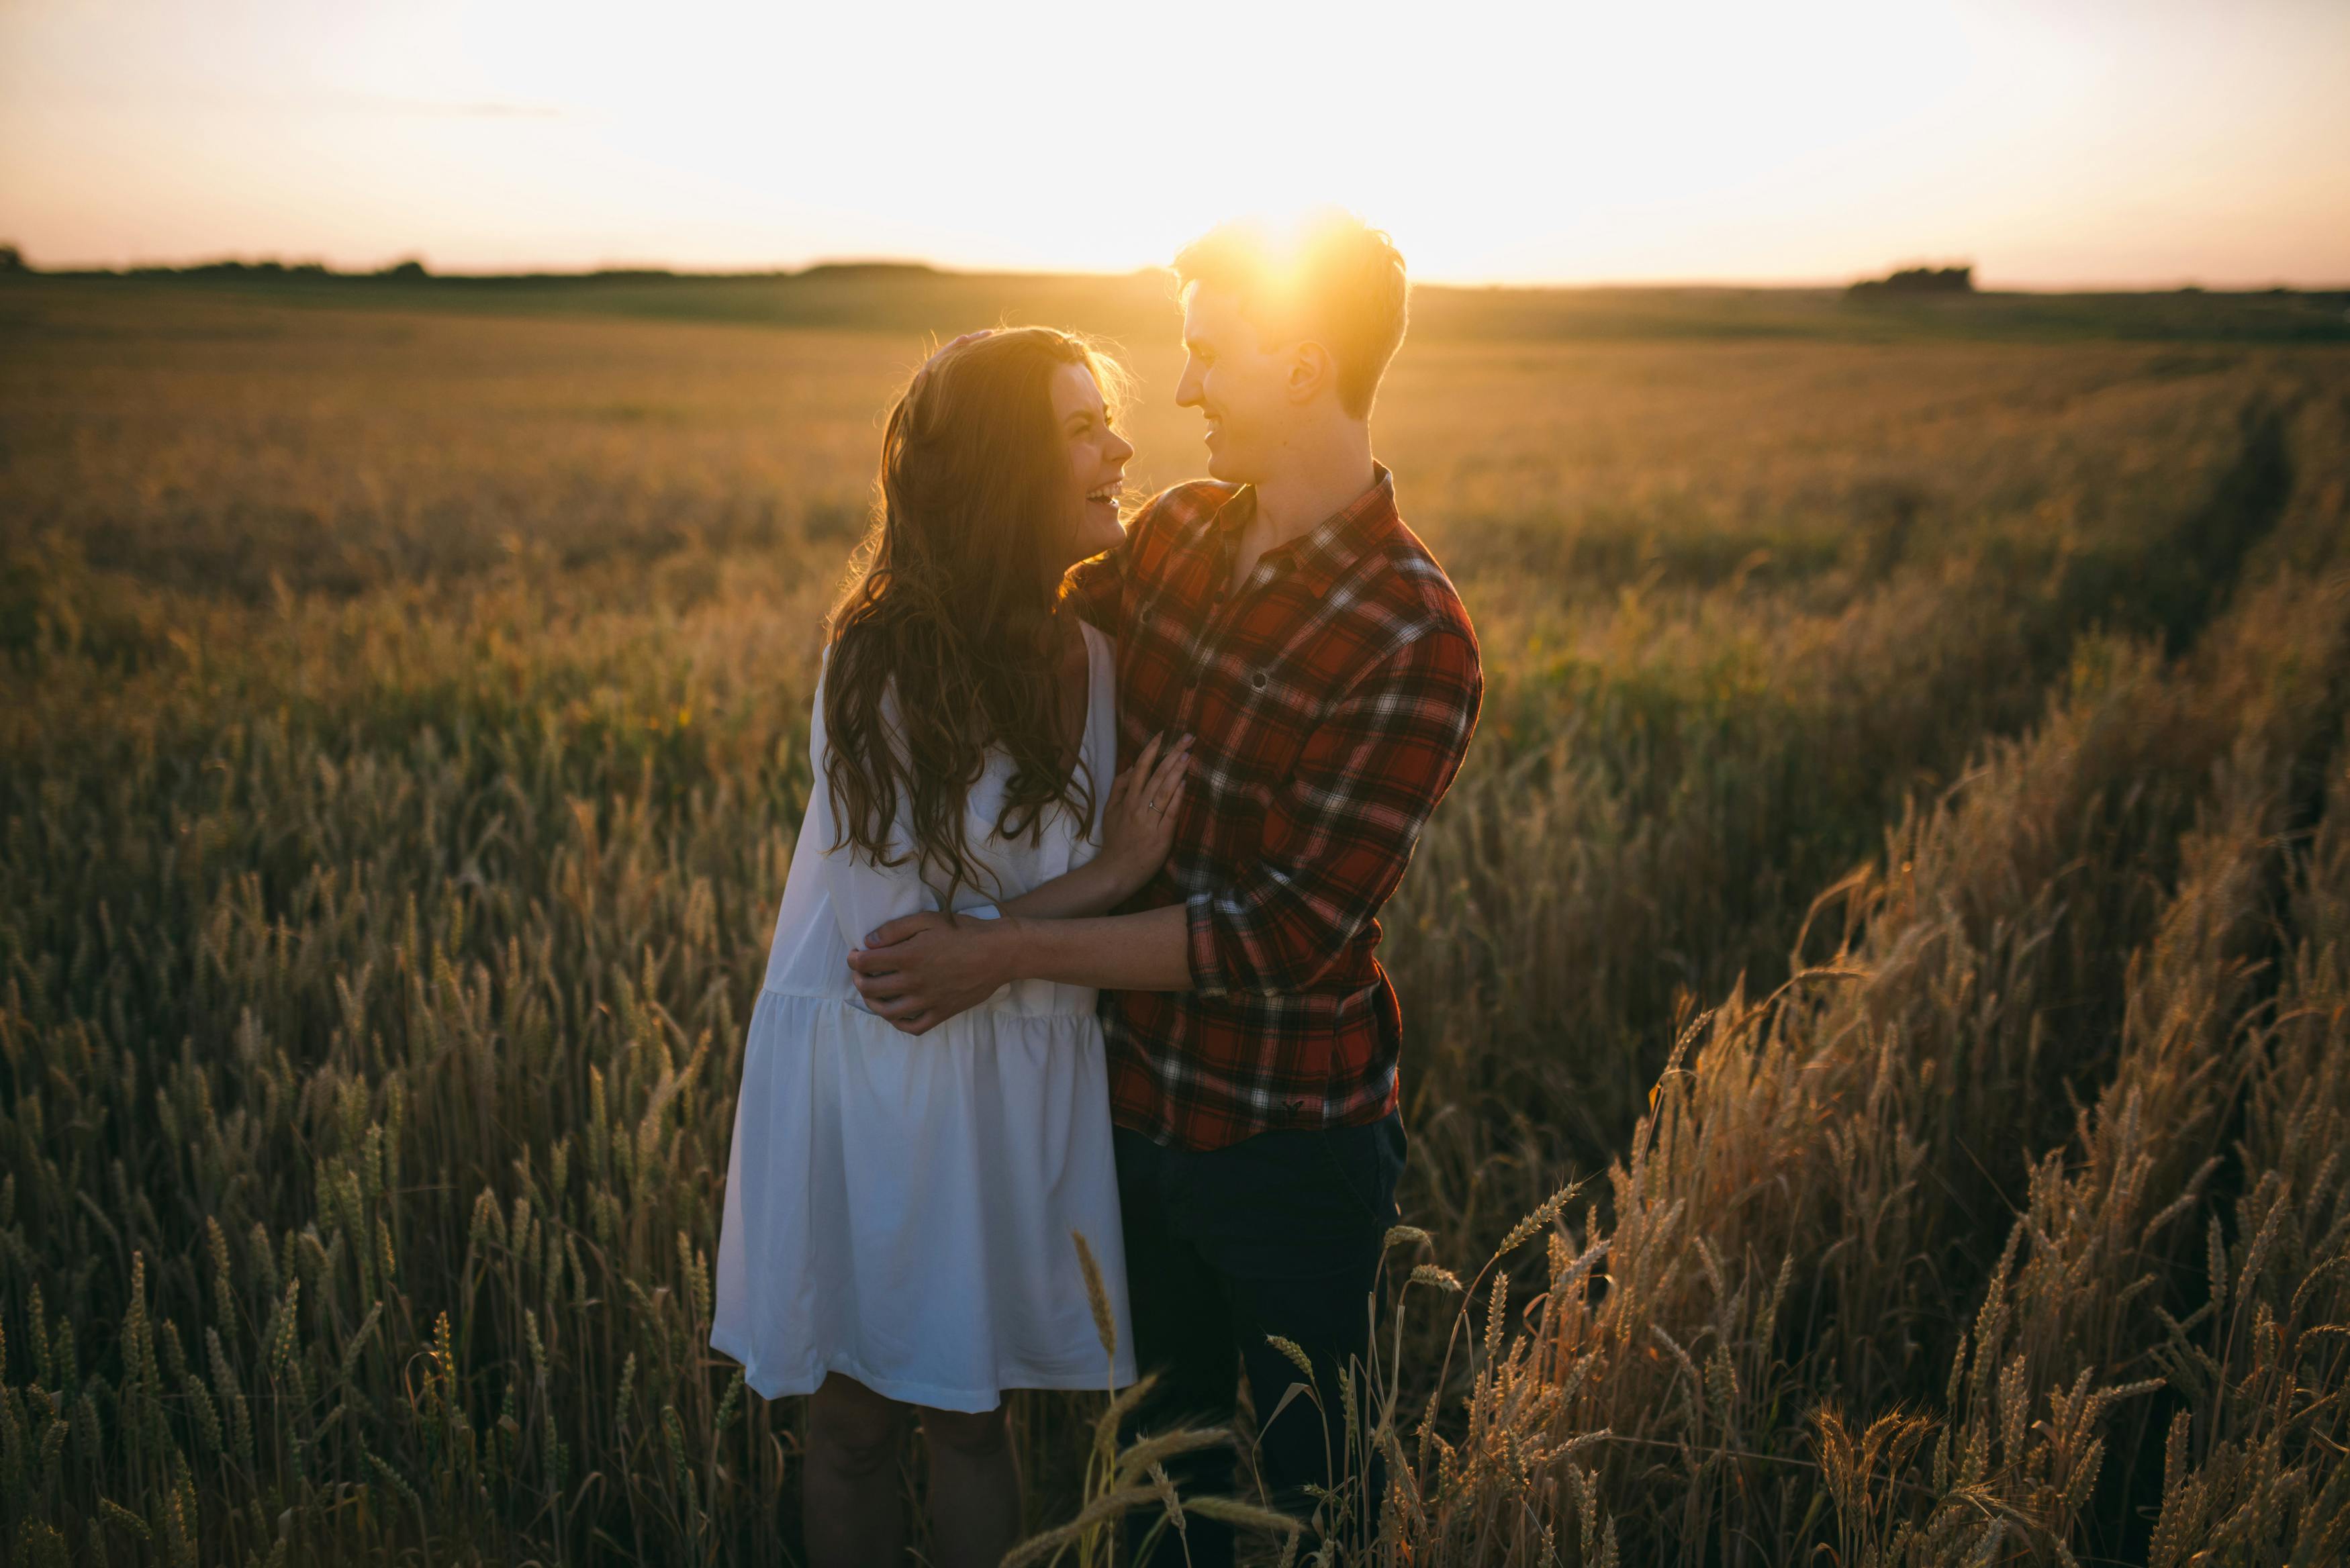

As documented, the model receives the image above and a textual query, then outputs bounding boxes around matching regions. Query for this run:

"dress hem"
[711,1328,1137,1414]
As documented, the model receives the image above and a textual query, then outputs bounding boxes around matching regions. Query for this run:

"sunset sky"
[2,0,2344,289]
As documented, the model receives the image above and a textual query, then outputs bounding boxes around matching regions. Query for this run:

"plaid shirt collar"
[1180,462,1402,598]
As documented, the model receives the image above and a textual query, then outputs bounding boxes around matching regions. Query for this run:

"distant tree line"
[1849,264,1975,296]
[132,256,433,281]
[0,248,954,284]
[0,246,438,281]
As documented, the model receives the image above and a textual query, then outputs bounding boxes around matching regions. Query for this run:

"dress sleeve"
[807,668,1001,957]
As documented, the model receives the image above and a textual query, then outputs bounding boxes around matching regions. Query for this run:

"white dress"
[712,620,1137,1412]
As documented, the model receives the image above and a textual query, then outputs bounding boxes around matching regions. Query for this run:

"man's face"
[1174,283,1295,485]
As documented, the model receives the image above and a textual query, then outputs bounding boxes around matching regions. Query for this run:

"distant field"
[11,263,2350,347]
[3,279,2347,1565]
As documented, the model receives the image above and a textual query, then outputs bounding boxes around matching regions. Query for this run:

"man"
[847,210,1483,1563]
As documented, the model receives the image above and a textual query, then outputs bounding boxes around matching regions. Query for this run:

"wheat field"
[4,274,2348,1565]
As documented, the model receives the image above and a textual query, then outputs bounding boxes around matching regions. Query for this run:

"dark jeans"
[1114,1112,1407,1567]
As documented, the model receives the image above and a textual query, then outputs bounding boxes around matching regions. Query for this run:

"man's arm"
[845,903,1191,1032]
[1004,903,1193,987]
[848,625,1484,1033]
[1178,626,1482,998]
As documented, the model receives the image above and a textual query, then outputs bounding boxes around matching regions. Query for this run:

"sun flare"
[0,0,2343,285]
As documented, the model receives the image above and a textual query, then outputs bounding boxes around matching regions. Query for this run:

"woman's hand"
[1094,732,1192,901]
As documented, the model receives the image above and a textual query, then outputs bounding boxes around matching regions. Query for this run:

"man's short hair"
[1172,211,1409,419]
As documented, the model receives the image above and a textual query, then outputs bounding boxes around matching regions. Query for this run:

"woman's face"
[1048,361,1134,569]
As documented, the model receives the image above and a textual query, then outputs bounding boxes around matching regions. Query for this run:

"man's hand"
[845,910,1019,1035]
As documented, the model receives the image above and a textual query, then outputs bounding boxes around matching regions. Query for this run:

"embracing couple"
[712,212,1483,1566]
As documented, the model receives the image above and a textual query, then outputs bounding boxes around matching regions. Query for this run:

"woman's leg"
[919,1402,1023,1568]
[806,1373,909,1567]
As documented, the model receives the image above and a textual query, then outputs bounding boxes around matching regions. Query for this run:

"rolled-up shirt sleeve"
[1186,626,1482,997]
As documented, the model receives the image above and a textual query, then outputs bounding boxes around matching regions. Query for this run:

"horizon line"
[10,248,2349,297]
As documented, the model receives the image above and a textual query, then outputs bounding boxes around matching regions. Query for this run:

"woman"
[712,328,1189,1567]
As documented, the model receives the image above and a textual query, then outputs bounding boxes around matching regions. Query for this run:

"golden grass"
[3,281,2347,1564]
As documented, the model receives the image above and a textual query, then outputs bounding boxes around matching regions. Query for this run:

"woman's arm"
[994,732,1192,920]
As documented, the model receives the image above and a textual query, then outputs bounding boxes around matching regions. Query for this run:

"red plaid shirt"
[1065,465,1483,1150]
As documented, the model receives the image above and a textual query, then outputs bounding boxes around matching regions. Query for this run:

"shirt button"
[1251,671,1268,689]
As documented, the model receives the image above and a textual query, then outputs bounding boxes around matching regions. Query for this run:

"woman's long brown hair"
[822,327,1126,912]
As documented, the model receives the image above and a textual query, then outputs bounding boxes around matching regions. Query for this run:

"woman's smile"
[1053,358,1134,560]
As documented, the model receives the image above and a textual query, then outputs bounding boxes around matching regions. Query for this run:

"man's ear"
[1284,341,1335,405]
